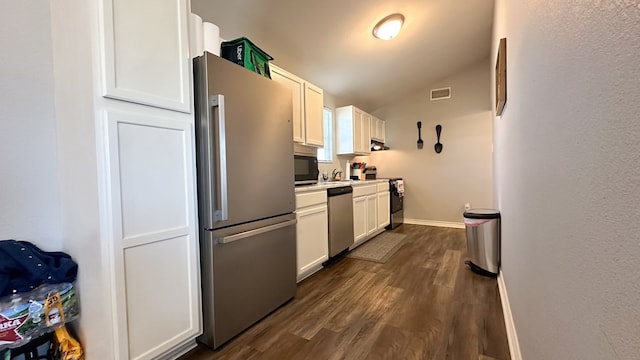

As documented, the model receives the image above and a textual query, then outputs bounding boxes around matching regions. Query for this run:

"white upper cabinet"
[270,65,305,142]
[270,64,324,147]
[102,0,191,113]
[336,105,371,155]
[370,116,386,143]
[303,82,324,147]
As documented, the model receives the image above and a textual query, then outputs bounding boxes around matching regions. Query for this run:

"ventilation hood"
[371,140,389,151]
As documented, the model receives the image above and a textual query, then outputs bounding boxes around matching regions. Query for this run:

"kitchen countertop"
[294,179,388,193]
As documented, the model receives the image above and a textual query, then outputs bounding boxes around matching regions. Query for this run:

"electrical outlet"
[464,203,471,211]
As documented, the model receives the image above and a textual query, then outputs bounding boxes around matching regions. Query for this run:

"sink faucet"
[332,169,342,181]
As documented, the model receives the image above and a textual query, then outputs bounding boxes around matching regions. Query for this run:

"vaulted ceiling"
[192,0,495,112]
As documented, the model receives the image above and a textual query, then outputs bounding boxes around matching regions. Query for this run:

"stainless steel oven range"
[387,178,404,229]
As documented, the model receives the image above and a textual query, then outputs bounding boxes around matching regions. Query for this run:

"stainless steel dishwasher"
[327,186,355,257]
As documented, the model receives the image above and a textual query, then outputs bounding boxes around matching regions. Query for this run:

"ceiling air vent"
[430,87,451,100]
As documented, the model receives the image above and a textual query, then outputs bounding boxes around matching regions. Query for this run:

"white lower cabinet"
[352,184,378,248]
[350,182,391,249]
[353,196,368,244]
[295,190,328,282]
[366,194,378,236]
[377,183,390,229]
[105,108,201,360]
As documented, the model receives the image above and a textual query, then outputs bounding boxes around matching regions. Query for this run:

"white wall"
[1,1,112,355]
[362,60,494,224]
[493,1,640,359]
[0,1,62,249]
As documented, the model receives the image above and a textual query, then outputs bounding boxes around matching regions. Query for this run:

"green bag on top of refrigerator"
[220,37,273,78]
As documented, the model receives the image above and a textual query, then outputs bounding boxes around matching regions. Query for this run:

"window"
[317,107,333,162]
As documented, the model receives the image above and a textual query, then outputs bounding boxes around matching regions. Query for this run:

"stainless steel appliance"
[194,52,297,349]
[327,186,354,257]
[294,154,319,185]
[387,178,404,229]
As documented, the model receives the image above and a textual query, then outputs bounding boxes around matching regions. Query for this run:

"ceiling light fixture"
[372,14,405,40]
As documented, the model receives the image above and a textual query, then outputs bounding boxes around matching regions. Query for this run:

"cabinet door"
[362,114,371,154]
[270,65,305,143]
[353,108,365,153]
[377,191,390,229]
[102,0,191,113]
[353,196,367,243]
[371,117,385,142]
[296,205,329,281]
[105,109,200,359]
[366,194,377,236]
[370,117,379,141]
[355,112,371,154]
[303,82,324,147]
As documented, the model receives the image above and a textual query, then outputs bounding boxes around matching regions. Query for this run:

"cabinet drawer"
[376,182,389,192]
[295,190,327,209]
[353,184,377,197]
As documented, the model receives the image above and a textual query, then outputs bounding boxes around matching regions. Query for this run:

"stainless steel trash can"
[463,209,501,277]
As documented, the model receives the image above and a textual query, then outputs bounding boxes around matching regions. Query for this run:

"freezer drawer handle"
[217,219,297,244]
[211,94,228,221]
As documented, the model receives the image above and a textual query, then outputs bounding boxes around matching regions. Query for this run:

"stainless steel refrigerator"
[193,52,296,349]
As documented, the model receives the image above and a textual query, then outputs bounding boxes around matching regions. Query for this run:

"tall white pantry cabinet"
[51,0,201,359]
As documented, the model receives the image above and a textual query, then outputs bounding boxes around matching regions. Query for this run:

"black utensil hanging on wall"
[434,124,443,153]
[417,121,424,149]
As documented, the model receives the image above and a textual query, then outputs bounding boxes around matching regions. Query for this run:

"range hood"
[371,140,389,151]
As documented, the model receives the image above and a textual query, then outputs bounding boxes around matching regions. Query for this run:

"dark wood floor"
[180,224,510,360]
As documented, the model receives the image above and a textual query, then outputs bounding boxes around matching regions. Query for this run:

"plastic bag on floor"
[51,326,83,360]
[0,283,79,350]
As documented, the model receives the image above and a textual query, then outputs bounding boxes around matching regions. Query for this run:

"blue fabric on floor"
[0,240,78,297]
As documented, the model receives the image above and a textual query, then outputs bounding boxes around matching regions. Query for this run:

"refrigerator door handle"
[211,94,229,221]
[217,219,297,244]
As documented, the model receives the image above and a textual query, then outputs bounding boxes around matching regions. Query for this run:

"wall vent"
[430,87,451,100]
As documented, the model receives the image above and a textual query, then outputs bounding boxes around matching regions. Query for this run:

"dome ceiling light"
[372,14,405,40]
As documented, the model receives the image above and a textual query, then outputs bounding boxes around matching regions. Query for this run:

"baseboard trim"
[497,273,522,360]
[403,218,465,229]
[155,338,198,360]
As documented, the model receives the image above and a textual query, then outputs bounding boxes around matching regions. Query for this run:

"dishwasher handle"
[327,186,353,197]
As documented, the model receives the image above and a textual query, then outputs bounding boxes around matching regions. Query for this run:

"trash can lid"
[463,208,500,219]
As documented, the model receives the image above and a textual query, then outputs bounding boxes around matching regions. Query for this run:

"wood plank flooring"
[180,224,510,360]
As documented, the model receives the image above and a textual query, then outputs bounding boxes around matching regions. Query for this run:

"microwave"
[294,154,319,185]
